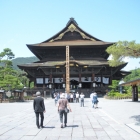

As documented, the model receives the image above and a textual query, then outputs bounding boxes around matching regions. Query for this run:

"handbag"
[65,108,69,113]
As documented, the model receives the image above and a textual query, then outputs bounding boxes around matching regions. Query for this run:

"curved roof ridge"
[40,18,114,43]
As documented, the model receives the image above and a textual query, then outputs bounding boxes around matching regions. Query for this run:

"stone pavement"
[0,98,140,140]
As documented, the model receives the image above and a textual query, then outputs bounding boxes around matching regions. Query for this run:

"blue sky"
[0,0,140,71]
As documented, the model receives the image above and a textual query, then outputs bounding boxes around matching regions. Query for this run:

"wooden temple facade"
[18,18,130,96]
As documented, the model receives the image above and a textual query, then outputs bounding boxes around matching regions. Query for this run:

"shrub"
[106,90,132,99]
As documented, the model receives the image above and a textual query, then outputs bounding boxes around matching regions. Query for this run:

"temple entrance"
[70,79,78,89]
[54,83,62,89]
[82,82,91,88]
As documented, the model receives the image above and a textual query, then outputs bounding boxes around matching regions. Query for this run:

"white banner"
[94,77,101,82]
[54,78,63,83]
[52,77,109,84]
[81,77,91,82]
[36,78,43,84]
[102,77,109,84]
[70,77,79,81]
[94,77,109,84]
[45,78,54,83]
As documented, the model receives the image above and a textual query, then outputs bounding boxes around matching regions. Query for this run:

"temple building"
[18,18,130,96]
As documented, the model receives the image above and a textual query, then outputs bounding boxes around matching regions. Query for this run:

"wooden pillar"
[34,78,36,88]
[101,73,103,87]
[109,76,112,85]
[62,74,65,89]
[49,74,52,83]
[132,85,138,101]
[19,92,24,100]
[0,93,2,103]
[92,73,95,82]
[91,73,95,89]
[79,73,81,82]
[28,81,31,88]
[110,68,112,85]
[63,74,65,82]
[79,73,81,94]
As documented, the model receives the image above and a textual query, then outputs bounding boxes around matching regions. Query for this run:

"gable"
[49,24,96,42]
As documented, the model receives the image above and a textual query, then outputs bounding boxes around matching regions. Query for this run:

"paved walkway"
[0,98,140,140]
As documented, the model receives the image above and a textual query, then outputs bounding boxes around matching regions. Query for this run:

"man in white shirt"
[70,93,73,102]
[76,92,79,103]
[80,92,85,107]
[90,92,94,107]
[90,92,94,100]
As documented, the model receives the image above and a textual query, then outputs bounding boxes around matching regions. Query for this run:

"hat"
[60,93,65,98]
[36,91,41,96]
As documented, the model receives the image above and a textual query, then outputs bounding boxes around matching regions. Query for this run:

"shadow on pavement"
[95,107,102,109]
[124,101,140,103]
[130,115,140,125]
[67,125,79,127]
[44,126,55,128]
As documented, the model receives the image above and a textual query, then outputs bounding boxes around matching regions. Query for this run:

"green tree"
[15,70,29,87]
[106,41,140,67]
[0,48,25,90]
[124,68,140,93]
[108,80,119,91]
[0,48,15,68]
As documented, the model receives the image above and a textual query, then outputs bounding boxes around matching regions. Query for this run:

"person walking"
[73,92,76,103]
[33,91,46,129]
[92,92,99,109]
[67,93,70,102]
[90,91,94,108]
[54,92,60,106]
[57,94,72,128]
[80,92,85,107]
[76,92,79,103]
[70,93,73,103]
[54,92,57,106]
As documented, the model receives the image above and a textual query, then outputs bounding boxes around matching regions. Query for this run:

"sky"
[0,0,140,71]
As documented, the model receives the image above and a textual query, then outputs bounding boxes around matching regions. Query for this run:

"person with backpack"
[57,94,72,128]
[92,92,99,109]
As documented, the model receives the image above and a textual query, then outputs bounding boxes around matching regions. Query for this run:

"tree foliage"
[0,48,30,90]
[108,80,119,92]
[0,48,15,68]
[106,41,140,67]
[124,68,140,82]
